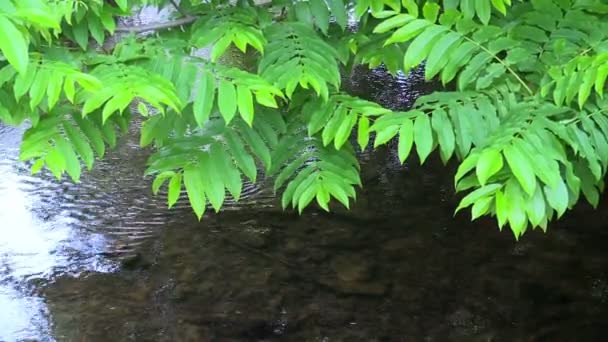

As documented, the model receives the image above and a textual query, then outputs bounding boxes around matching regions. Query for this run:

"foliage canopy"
[1,0,608,239]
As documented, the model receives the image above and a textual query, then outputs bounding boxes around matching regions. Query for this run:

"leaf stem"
[462,36,534,96]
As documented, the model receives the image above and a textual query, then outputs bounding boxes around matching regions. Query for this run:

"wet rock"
[176,323,211,342]
[382,237,424,258]
[171,284,192,302]
[308,248,328,263]
[331,254,371,282]
[121,253,151,270]
[240,268,272,285]
[284,238,302,255]
[316,226,361,248]
[234,229,268,248]
[271,265,291,281]
[320,277,387,296]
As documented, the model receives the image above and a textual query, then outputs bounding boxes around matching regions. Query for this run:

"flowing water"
[1,8,608,342]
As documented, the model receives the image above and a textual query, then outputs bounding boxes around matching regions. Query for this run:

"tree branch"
[115,16,197,33]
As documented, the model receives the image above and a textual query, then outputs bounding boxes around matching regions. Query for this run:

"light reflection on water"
[0,125,115,341]
[0,8,177,339]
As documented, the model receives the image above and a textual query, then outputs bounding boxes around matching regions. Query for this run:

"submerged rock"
[331,254,372,282]
[320,277,387,296]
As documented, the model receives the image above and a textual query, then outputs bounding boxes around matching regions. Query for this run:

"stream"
[1,8,608,342]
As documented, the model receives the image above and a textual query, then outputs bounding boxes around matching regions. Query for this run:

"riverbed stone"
[234,229,268,248]
[320,276,387,296]
[331,254,371,282]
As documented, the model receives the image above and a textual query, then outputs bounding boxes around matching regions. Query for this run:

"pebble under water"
[1,59,608,341]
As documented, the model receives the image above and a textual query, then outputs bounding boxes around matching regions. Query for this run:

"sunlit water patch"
[0,125,119,341]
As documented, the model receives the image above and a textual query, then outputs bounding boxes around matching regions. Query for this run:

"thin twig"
[115,16,197,33]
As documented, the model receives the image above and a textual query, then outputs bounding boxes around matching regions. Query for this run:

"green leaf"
[503,142,537,196]
[413,114,433,164]
[152,171,175,195]
[491,0,507,15]
[385,19,432,45]
[71,20,89,50]
[456,183,502,213]
[334,112,357,149]
[224,131,257,182]
[275,154,308,191]
[55,137,82,183]
[431,108,456,163]
[218,79,237,123]
[526,186,546,227]
[237,121,272,170]
[200,154,225,213]
[455,152,480,185]
[255,90,278,108]
[282,167,314,209]
[373,124,399,147]
[475,0,492,24]
[322,175,351,209]
[328,0,348,29]
[87,14,105,45]
[292,172,318,209]
[237,85,254,126]
[504,179,527,239]
[398,119,414,163]
[374,14,414,33]
[0,16,29,74]
[46,71,63,110]
[402,0,419,16]
[441,41,477,84]
[114,0,128,11]
[425,33,462,79]
[458,52,493,90]
[100,9,116,34]
[422,2,441,22]
[322,105,347,146]
[168,173,182,209]
[29,68,50,109]
[63,122,94,170]
[315,183,331,211]
[14,7,60,29]
[45,146,65,180]
[64,78,75,103]
[471,196,493,220]
[543,178,569,218]
[298,181,318,213]
[494,189,508,229]
[74,115,105,158]
[476,148,503,185]
[210,35,232,63]
[193,72,215,127]
[14,65,36,100]
[357,116,370,150]
[310,0,330,34]
[183,163,206,220]
[404,25,449,71]
[578,67,596,108]
[595,64,608,96]
[31,158,44,175]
